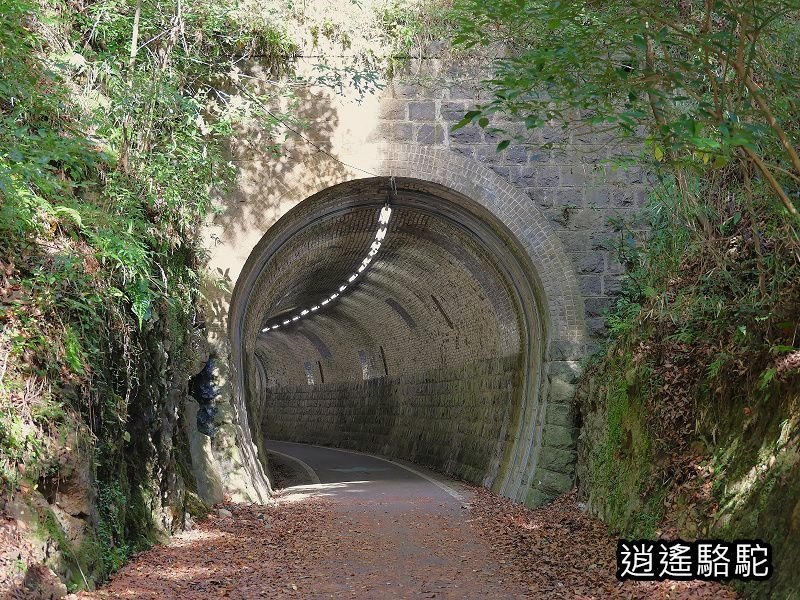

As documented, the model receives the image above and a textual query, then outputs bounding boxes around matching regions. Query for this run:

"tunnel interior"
[233,178,547,490]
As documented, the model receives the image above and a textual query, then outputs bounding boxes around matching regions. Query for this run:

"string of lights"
[261,182,396,334]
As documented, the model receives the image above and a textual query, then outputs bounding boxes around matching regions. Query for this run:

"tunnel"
[227,170,585,504]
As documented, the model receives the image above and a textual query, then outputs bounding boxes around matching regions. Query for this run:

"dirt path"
[76,444,737,599]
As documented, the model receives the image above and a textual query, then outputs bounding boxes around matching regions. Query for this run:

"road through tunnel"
[229,168,586,506]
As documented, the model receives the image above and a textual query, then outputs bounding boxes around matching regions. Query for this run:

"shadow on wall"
[199,73,369,502]
[204,80,352,331]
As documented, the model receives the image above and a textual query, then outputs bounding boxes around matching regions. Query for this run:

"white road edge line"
[270,441,465,502]
[266,448,321,485]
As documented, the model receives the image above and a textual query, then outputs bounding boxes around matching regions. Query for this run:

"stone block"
[570,252,604,274]
[610,188,636,208]
[408,101,436,121]
[584,296,612,318]
[474,144,501,164]
[378,99,407,120]
[549,341,583,361]
[603,274,623,296]
[545,208,568,231]
[585,187,611,208]
[504,145,529,164]
[554,187,583,208]
[527,188,554,209]
[482,129,507,145]
[548,379,576,403]
[589,230,613,251]
[532,466,575,496]
[416,124,444,145]
[526,487,554,507]
[543,424,578,450]
[447,84,478,100]
[390,83,419,98]
[449,124,482,143]
[560,165,588,187]
[488,164,509,178]
[560,231,589,252]
[587,318,607,337]
[570,208,604,231]
[450,144,474,158]
[440,100,469,121]
[537,447,577,473]
[606,255,624,274]
[536,166,561,187]
[579,275,602,296]
[368,122,413,142]
[549,360,583,383]
[541,126,570,144]
[509,166,537,187]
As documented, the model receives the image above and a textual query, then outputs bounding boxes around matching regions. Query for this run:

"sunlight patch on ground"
[276,481,371,503]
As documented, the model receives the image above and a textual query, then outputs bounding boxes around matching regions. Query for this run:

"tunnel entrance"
[229,171,584,505]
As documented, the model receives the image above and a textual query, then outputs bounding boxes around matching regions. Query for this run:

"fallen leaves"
[75,500,332,600]
[468,487,738,599]
[73,484,739,599]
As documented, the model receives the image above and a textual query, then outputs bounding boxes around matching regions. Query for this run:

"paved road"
[78,441,735,598]
[80,442,527,598]
[263,440,527,598]
[265,440,465,505]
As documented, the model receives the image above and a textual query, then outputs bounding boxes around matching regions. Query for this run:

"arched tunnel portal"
[227,149,587,506]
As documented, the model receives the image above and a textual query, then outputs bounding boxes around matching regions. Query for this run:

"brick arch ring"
[229,143,587,505]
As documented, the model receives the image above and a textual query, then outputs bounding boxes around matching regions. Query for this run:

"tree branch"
[129,0,142,71]
[733,61,800,177]
[742,146,799,218]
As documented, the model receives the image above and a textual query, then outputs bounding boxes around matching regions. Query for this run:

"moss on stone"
[579,351,663,538]
[707,382,800,599]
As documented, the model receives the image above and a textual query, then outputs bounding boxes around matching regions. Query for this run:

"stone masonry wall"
[373,77,647,341]
[264,355,523,486]
[209,55,649,505]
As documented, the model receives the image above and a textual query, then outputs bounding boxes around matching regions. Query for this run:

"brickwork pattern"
[264,356,523,486]
[217,66,648,507]
[375,80,646,339]
[247,205,522,387]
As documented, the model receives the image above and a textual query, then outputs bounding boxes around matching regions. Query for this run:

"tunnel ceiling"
[242,185,529,386]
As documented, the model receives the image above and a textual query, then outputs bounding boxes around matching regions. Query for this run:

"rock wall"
[0,304,219,596]
[575,349,800,599]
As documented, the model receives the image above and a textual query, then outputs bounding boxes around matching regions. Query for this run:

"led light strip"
[261,204,393,333]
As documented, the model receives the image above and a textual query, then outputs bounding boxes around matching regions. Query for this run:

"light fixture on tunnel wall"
[261,184,395,333]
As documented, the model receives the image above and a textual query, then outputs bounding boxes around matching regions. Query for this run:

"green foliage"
[578,81,800,600]
[456,2,800,594]
[375,0,458,70]
[589,353,663,538]
[0,0,295,419]
[605,297,641,337]
[377,0,449,53]
[96,481,133,573]
[0,0,300,586]
[452,0,800,220]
